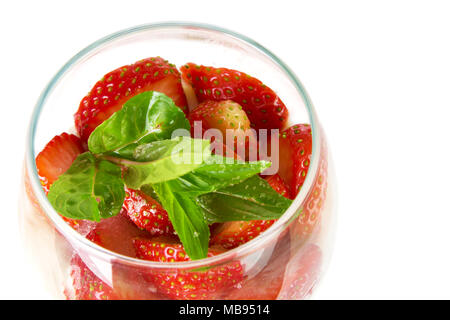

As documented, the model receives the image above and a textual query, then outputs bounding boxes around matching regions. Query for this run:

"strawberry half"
[35,132,87,230]
[210,220,275,250]
[210,173,289,249]
[86,210,150,257]
[123,187,175,236]
[278,124,313,198]
[277,244,322,300]
[66,254,117,300]
[133,238,244,299]
[74,57,188,143]
[188,100,256,158]
[181,63,288,130]
[264,173,290,199]
[35,133,84,195]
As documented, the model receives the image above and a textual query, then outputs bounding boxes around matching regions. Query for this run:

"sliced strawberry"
[133,238,244,300]
[210,220,275,250]
[35,133,84,194]
[74,57,188,143]
[227,234,290,300]
[65,254,117,300]
[264,173,290,199]
[277,244,322,300]
[295,139,328,237]
[86,210,150,257]
[112,262,164,300]
[35,133,89,231]
[278,124,313,198]
[188,100,257,159]
[210,172,289,250]
[123,187,175,236]
[181,63,288,130]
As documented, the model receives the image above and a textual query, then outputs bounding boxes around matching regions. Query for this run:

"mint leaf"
[113,137,211,189]
[88,91,190,158]
[152,182,210,260]
[197,175,292,223]
[164,155,271,196]
[47,152,125,221]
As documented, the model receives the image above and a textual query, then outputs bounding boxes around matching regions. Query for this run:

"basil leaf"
[197,175,292,223]
[152,182,209,260]
[115,137,211,189]
[88,91,190,158]
[164,155,271,196]
[47,152,125,221]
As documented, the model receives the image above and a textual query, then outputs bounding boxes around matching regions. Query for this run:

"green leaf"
[164,155,271,196]
[152,182,210,260]
[88,91,190,158]
[114,137,211,189]
[197,175,292,224]
[47,152,125,221]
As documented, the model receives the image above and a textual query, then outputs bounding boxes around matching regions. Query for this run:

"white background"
[1,0,450,299]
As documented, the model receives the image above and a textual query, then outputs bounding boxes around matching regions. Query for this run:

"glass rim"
[26,21,322,269]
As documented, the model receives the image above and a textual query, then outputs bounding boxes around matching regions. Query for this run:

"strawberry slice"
[74,57,188,143]
[122,187,175,236]
[277,244,322,300]
[35,133,84,195]
[65,254,117,300]
[278,124,313,198]
[86,210,150,257]
[180,63,288,130]
[210,220,275,250]
[35,132,89,231]
[264,173,290,199]
[188,100,256,158]
[133,238,244,299]
[227,234,291,300]
[210,173,289,249]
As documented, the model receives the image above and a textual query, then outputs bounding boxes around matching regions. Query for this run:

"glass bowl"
[19,22,337,300]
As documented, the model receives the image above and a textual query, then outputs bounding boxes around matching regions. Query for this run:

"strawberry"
[66,254,117,300]
[188,100,256,159]
[210,173,289,249]
[264,173,290,199]
[277,244,322,300]
[227,234,291,300]
[133,238,244,299]
[180,63,288,130]
[122,187,174,236]
[295,139,328,237]
[278,124,313,198]
[86,210,150,257]
[74,57,188,143]
[210,220,275,250]
[35,132,87,230]
[35,133,84,195]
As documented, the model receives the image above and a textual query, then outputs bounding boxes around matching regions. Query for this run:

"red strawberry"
[264,173,290,199]
[210,173,289,249]
[210,220,275,250]
[277,244,322,300]
[74,57,188,143]
[133,238,244,299]
[65,254,117,300]
[36,133,84,195]
[181,63,288,130]
[188,100,257,159]
[86,210,150,257]
[295,139,328,237]
[122,187,174,236]
[278,124,313,198]
[35,132,87,230]
[227,234,291,300]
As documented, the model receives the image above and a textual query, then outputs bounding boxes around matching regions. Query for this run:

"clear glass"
[19,22,337,300]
